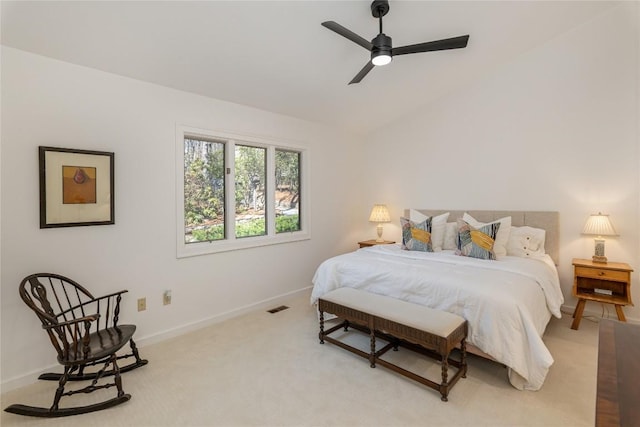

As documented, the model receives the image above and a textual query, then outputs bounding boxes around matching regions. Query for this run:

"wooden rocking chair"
[4,273,148,417]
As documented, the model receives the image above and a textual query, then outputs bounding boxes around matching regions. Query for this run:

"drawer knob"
[598,271,605,276]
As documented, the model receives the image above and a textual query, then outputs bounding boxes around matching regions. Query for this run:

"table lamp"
[369,204,391,242]
[582,212,618,263]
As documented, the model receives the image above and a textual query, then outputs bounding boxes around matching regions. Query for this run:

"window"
[177,126,309,257]
[183,137,225,242]
[275,149,301,233]
[234,145,266,238]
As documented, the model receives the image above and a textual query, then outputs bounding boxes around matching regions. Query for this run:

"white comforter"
[310,244,564,391]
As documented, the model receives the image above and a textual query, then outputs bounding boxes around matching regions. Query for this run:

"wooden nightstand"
[358,239,395,248]
[571,258,633,330]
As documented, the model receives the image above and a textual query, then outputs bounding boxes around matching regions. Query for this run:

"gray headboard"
[405,209,560,266]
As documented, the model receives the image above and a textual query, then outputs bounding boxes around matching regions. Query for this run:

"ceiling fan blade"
[392,35,469,57]
[348,61,375,85]
[322,21,373,51]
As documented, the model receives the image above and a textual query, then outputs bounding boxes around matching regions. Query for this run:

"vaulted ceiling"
[1,1,618,135]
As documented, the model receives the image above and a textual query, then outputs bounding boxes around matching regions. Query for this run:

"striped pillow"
[456,219,500,260]
[400,216,433,252]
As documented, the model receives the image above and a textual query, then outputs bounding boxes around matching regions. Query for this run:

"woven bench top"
[320,287,465,338]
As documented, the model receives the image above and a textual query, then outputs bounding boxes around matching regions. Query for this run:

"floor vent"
[267,305,289,314]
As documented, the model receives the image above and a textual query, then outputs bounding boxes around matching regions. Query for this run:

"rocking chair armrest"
[44,313,100,330]
[92,289,129,303]
[59,290,129,316]
[67,290,129,329]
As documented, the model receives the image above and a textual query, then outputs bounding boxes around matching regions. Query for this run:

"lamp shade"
[582,213,618,237]
[369,204,391,223]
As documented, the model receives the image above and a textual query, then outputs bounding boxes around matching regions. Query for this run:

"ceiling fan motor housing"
[371,33,392,61]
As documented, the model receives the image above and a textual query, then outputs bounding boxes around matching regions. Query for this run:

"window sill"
[177,231,310,258]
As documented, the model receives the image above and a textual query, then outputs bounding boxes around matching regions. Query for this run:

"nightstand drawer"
[575,266,629,282]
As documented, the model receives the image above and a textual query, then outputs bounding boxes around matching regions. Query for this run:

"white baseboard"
[135,286,312,348]
[1,363,60,394]
[1,286,312,393]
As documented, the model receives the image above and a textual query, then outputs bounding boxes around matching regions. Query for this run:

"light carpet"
[1,290,600,427]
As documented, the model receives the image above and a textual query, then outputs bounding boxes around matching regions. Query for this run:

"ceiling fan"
[322,0,470,85]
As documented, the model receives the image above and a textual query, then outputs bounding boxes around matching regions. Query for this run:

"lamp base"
[592,255,608,263]
[375,224,384,242]
[592,238,607,263]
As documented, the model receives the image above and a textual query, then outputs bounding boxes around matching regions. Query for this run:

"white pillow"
[462,213,511,257]
[409,210,449,251]
[443,222,458,250]
[507,226,546,258]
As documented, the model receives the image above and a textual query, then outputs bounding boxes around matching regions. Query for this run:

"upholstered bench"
[318,287,467,401]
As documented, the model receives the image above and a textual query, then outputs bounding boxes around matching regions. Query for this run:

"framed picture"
[39,146,115,228]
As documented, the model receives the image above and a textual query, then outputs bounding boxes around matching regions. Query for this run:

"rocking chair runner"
[5,273,148,417]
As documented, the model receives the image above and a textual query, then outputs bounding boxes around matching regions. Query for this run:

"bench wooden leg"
[440,353,449,402]
[319,310,325,344]
[461,339,467,379]
[369,330,376,368]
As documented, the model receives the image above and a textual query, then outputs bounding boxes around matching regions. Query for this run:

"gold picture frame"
[39,146,114,228]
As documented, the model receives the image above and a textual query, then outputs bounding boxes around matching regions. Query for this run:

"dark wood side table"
[358,239,395,248]
[596,320,640,427]
[571,259,633,330]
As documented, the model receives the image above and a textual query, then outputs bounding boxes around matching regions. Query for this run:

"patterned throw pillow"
[401,216,433,252]
[409,210,449,251]
[456,219,500,260]
[462,213,511,257]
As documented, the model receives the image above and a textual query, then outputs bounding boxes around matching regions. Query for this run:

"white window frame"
[176,125,310,258]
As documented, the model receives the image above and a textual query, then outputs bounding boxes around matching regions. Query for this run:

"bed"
[311,210,564,391]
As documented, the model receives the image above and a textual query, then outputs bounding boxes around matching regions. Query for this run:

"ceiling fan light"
[372,53,392,66]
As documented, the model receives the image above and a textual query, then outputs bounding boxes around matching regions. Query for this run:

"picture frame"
[39,146,115,228]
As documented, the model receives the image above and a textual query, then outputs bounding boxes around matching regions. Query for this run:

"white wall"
[360,4,640,320]
[0,47,364,389]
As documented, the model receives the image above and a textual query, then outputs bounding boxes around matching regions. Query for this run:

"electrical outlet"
[163,290,172,306]
[137,297,146,312]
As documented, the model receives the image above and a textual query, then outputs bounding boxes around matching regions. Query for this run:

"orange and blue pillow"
[401,216,433,252]
[456,219,500,260]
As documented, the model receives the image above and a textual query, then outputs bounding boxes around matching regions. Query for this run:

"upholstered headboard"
[405,210,560,266]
